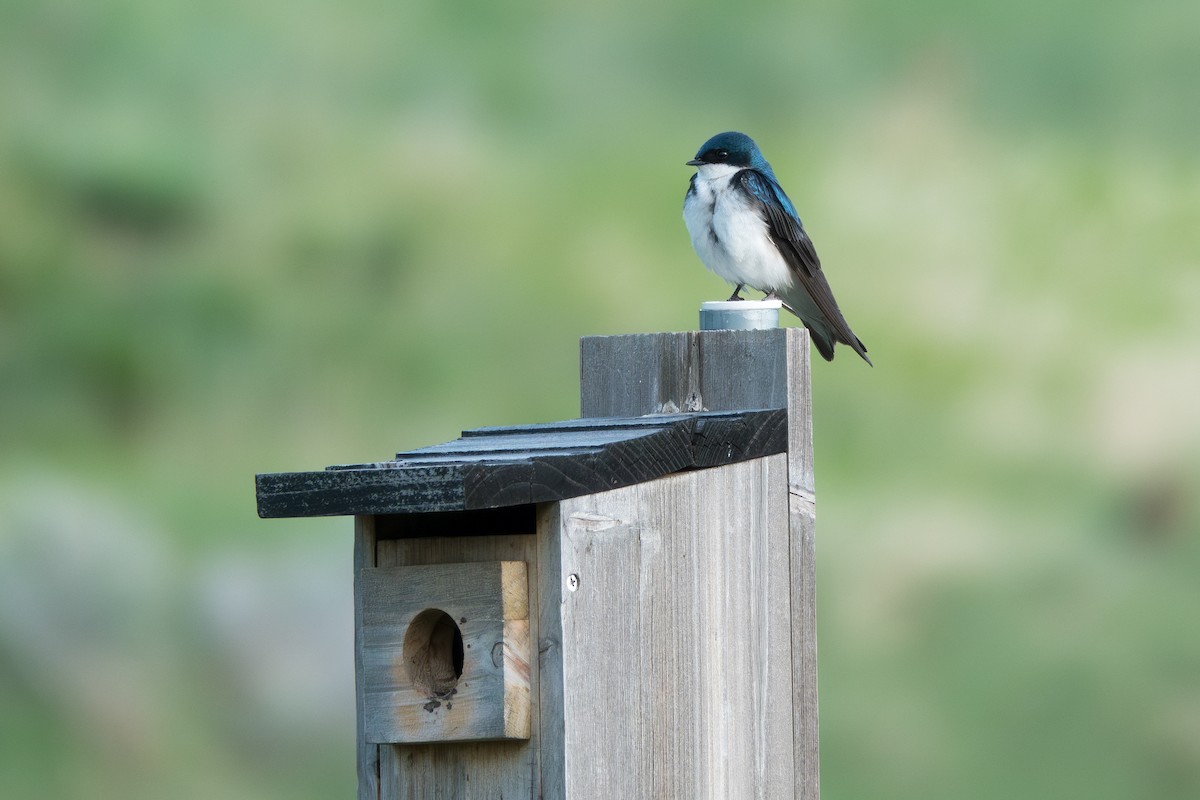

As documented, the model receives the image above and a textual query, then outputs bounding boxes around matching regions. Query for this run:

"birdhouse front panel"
[357,560,531,744]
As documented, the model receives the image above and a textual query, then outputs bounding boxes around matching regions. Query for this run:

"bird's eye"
[713,149,729,161]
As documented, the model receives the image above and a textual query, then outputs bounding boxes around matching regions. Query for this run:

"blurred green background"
[2,0,1198,797]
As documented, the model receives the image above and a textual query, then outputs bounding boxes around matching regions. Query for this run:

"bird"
[683,131,871,365]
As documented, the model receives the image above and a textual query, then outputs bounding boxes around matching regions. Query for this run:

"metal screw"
[566,573,580,592]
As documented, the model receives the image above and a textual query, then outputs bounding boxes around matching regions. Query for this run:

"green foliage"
[1,1,1198,797]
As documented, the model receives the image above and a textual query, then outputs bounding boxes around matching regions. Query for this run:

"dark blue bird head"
[686,131,773,175]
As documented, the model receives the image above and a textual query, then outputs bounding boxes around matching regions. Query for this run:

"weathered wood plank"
[257,410,787,518]
[358,561,530,745]
[695,327,794,412]
[579,328,805,418]
[688,405,788,467]
[534,505,566,800]
[548,455,795,799]
[374,534,542,799]
[783,326,816,496]
[355,516,381,800]
[557,485,644,798]
[579,331,701,416]
[458,421,694,510]
[781,327,820,800]
[790,493,820,800]
[257,466,465,518]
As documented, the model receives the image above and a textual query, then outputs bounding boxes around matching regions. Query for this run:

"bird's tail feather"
[806,324,838,362]
[778,288,872,366]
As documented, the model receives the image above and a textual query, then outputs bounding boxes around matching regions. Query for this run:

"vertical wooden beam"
[535,504,567,800]
[355,515,381,800]
[783,331,821,800]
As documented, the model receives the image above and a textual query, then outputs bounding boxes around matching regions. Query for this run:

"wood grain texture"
[256,410,786,518]
[258,466,466,518]
[544,455,796,799]
[689,407,788,468]
[358,561,530,744]
[581,328,820,799]
[789,494,820,800]
[781,327,820,800]
[783,326,816,495]
[579,328,806,418]
[355,515,381,800]
[533,505,566,800]
[373,534,542,799]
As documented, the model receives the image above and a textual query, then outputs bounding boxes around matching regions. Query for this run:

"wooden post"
[257,327,818,800]
[566,327,819,799]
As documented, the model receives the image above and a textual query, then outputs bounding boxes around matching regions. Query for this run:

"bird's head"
[686,131,769,175]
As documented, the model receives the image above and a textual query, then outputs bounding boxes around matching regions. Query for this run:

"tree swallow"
[683,131,871,365]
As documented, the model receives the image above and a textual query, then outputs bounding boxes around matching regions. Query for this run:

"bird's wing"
[736,169,821,276]
[735,169,868,360]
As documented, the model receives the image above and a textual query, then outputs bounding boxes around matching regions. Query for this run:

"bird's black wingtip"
[855,342,873,367]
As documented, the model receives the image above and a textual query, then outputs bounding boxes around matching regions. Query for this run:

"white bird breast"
[684,165,796,293]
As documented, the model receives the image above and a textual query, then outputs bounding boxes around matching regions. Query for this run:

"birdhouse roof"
[255,409,786,518]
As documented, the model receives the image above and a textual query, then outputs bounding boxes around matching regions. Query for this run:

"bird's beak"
[686,158,704,166]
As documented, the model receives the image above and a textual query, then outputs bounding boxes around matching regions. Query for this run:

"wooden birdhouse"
[255,324,821,800]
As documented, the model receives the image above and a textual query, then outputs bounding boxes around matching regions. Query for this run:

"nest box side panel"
[540,454,798,799]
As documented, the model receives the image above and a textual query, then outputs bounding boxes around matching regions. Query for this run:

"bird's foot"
[762,291,780,301]
[726,284,746,301]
